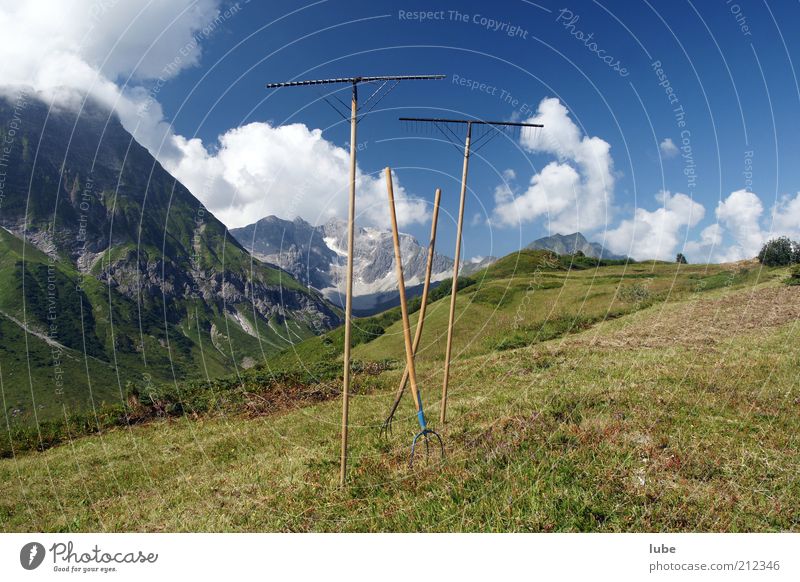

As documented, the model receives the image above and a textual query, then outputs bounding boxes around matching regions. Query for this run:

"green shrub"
[618,282,652,303]
[758,236,797,266]
[428,276,476,302]
[787,265,800,286]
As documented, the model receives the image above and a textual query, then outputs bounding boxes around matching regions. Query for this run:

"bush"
[758,237,797,266]
[787,265,800,286]
[676,253,687,264]
[428,276,476,302]
[618,282,652,303]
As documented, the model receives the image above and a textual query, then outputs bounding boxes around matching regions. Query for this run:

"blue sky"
[4,0,799,263]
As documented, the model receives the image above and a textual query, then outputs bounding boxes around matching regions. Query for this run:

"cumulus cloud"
[659,137,678,159]
[493,97,614,233]
[0,0,218,83]
[170,123,428,228]
[684,190,800,262]
[0,0,221,163]
[714,189,765,261]
[493,162,581,228]
[605,191,705,261]
[0,1,427,229]
[684,223,723,261]
[770,192,800,240]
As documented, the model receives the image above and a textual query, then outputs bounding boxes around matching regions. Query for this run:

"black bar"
[266,75,445,88]
[399,117,544,127]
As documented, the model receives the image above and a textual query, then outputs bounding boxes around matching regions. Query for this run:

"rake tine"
[429,429,444,459]
[410,431,423,467]
[409,429,445,468]
[379,413,393,438]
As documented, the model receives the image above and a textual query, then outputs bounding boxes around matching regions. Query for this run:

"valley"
[0,96,341,422]
[1,251,796,532]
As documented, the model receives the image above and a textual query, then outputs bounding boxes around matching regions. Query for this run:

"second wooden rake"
[380,185,441,437]
[384,167,443,465]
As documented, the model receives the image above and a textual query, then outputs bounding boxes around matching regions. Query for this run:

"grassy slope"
[0,226,326,424]
[0,256,797,532]
[0,97,337,424]
[0,229,123,418]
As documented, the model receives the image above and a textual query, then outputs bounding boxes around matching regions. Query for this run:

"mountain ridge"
[526,232,627,260]
[231,214,455,314]
[0,92,340,420]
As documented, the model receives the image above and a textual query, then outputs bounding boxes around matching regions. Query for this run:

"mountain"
[231,215,455,315]
[460,256,498,276]
[526,232,627,260]
[229,215,338,290]
[0,93,340,420]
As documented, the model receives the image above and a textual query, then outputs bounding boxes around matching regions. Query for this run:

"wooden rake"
[380,186,441,437]
[384,167,444,466]
[399,117,544,424]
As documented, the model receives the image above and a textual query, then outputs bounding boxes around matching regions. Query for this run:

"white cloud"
[0,1,427,230]
[684,190,800,262]
[659,137,678,159]
[684,223,723,261]
[0,0,219,84]
[770,192,800,240]
[714,189,765,261]
[605,191,705,261]
[170,123,428,228]
[493,97,614,233]
[0,0,222,162]
[493,161,581,228]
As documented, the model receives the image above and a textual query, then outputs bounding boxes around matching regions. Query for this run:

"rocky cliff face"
[526,232,627,260]
[0,92,340,394]
[232,215,455,314]
[230,215,338,290]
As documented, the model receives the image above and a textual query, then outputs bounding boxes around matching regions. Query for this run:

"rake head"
[409,428,444,468]
[399,117,544,153]
[379,389,404,438]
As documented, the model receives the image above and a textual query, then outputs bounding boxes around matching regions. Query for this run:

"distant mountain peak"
[231,214,455,315]
[526,232,627,260]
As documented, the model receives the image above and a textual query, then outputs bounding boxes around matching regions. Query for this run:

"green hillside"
[1,252,797,532]
[0,96,341,425]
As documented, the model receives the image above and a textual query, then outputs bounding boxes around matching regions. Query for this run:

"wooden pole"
[385,168,423,415]
[384,188,441,424]
[339,82,358,487]
[440,122,471,424]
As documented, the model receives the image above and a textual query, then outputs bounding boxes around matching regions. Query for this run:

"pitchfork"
[385,167,444,466]
[380,187,441,438]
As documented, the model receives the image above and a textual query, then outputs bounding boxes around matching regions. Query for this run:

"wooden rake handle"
[385,168,425,425]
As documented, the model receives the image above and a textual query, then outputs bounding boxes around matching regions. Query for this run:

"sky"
[1,0,799,263]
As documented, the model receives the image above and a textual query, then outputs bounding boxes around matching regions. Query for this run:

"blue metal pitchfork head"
[408,408,444,467]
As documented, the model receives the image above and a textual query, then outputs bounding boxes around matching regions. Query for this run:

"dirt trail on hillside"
[565,285,800,350]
